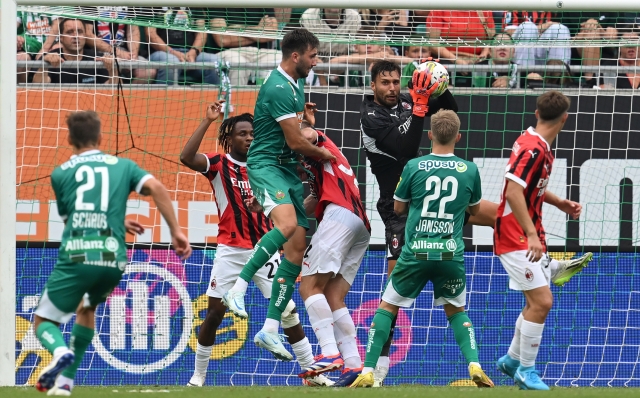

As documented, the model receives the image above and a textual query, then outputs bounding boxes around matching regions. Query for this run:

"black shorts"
[379,196,472,260]
[377,195,407,260]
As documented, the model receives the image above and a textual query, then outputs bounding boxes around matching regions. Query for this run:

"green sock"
[61,324,94,379]
[36,322,68,355]
[265,258,300,321]
[239,228,288,282]
[448,311,479,364]
[363,309,395,368]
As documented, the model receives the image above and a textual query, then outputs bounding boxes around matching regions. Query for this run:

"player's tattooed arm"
[280,117,335,161]
[180,101,224,173]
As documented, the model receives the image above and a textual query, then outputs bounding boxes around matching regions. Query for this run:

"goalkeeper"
[351,108,493,388]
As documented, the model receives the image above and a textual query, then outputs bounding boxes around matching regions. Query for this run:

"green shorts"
[381,253,466,308]
[35,262,124,323]
[247,163,309,229]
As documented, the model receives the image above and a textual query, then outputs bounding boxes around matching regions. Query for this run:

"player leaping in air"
[220,28,336,360]
[295,109,370,385]
[494,91,591,390]
[34,111,192,396]
[352,108,494,388]
[179,101,333,387]
[245,118,371,385]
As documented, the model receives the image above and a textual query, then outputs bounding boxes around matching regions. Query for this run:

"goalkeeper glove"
[408,69,440,118]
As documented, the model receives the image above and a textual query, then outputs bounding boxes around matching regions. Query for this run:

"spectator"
[82,6,156,84]
[300,9,361,57]
[147,7,219,85]
[599,32,640,89]
[360,9,420,55]
[470,33,519,88]
[502,11,571,68]
[208,8,280,86]
[426,10,495,64]
[526,59,577,88]
[557,12,620,86]
[328,29,413,86]
[399,42,432,88]
[17,7,61,83]
[32,18,118,85]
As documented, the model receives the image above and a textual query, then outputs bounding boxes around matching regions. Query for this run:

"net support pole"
[0,0,17,387]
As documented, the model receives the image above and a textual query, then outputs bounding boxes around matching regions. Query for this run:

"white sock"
[305,294,340,357]
[291,337,315,369]
[263,318,280,333]
[507,313,524,360]
[376,356,390,369]
[231,278,249,294]
[53,346,70,358]
[332,307,361,369]
[469,361,481,368]
[56,375,74,389]
[549,259,559,279]
[194,343,212,375]
[520,319,545,367]
[362,366,374,375]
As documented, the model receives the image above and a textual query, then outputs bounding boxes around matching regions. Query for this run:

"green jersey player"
[221,29,335,361]
[34,111,191,396]
[351,109,493,388]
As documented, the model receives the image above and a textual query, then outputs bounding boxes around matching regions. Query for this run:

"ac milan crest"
[392,237,399,249]
[210,278,217,289]
[525,268,534,282]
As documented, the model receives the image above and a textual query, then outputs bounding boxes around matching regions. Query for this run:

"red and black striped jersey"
[494,127,554,255]
[303,131,371,232]
[202,153,272,249]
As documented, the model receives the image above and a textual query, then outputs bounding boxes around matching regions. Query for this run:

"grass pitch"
[2,386,639,398]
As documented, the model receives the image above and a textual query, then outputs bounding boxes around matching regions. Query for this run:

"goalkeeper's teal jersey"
[394,153,482,261]
[248,66,305,167]
[51,150,152,268]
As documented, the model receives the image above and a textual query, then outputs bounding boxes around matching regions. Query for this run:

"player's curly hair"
[218,113,253,154]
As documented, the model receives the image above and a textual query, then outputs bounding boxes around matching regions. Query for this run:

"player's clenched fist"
[408,69,439,117]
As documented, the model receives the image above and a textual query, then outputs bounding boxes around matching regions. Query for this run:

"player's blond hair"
[430,109,460,145]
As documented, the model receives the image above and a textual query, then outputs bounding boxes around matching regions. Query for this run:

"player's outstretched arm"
[504,180,542,262]
[180,101,224,172]
[280,117,335,161]
[544,190,582,219]
[140,178,192,260]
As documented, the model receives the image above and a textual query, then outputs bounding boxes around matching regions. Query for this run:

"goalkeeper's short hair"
[66,110,101,149]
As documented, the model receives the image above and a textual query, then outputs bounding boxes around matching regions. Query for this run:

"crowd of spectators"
[16,7,640,89]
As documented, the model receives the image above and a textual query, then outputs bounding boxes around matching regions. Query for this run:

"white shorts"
[499,250,551,291]
[206,244,281,299]
[301,204,370,285]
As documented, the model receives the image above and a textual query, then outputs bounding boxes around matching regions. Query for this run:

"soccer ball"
[415,61,449,98]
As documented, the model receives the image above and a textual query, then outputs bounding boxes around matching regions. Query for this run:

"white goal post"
[1,0,18,387]
[14,0,640,11]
